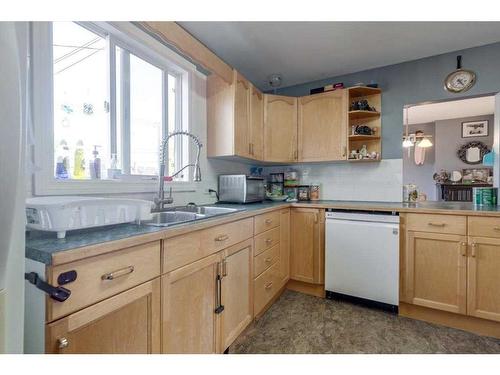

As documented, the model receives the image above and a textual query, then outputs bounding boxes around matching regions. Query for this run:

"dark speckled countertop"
[26,200,500,265]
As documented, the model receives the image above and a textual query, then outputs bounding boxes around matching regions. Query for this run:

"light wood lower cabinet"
[162,239,254,353]
[405,231,467,314]
[161,253,220,353]
[46,278,160,354]
[279,208,291,286]
[290,208,324,284]
[467,236,500,322]
[220,240,253,352]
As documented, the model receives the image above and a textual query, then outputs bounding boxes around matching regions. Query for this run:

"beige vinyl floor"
[230,290,500,354]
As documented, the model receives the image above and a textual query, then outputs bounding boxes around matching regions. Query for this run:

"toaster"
[218,175,265,203]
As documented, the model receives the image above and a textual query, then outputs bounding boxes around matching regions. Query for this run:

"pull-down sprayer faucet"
[153,131,202,212]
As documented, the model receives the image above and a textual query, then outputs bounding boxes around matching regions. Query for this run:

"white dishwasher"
[325,210,400,312]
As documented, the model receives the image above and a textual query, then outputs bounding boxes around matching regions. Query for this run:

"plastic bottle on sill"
[73,139,86,179]
[55,139,70,179]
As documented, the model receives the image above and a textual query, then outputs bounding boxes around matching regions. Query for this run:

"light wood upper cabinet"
[264,94,298,163]
[249,85,264,160]
[161,253,221,354]
[220,239,254,352]
[234,72,252,158]
[467,236,500,322]
[279,208,291,286]
[207,70,262,160]
[298,90,348,162]
[405,231,467,314]
[46,279,160,354]
[290,208,324,284]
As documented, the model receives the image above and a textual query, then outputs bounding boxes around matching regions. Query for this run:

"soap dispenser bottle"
[89,145,101,179]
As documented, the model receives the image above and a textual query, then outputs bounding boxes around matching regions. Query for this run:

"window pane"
[129,54,163,176]
[167,74,178,179]
[53,22,109,180]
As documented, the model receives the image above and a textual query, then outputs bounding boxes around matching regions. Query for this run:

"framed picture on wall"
[462,120,489,138]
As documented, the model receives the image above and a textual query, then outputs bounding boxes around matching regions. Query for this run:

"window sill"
[33,176,198,196]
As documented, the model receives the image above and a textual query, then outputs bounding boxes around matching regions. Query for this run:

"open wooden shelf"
[349,110,381,120]
[348,86,382,98]
[349,135,381,141]
[347,158,381,163]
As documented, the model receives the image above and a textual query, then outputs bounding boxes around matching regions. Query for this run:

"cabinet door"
[234,72,251,158]
[279,208,291,286]
[298,90,347,161]
[290,208,324,284]
[406,231,467,314]
[207,73,234,157]
[264,94,298,162]
[220,239,253,352]
[467,237,500,322]
[249,85,264,160]
[46,279,160,354]
[162,253,221,353]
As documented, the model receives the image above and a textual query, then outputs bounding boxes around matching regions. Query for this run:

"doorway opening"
[402,94,498,202]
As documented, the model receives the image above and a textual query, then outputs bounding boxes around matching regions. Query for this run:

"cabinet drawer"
[468,216,500,238]
[163,217,254,273]
[254,227,280,256]
[254,211,280,234]
[254,243,279,277]
[406,213,466,235]
[254,261,280,316]
[47,241,161,322]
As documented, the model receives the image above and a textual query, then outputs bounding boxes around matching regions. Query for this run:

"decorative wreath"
[457,141,490,165]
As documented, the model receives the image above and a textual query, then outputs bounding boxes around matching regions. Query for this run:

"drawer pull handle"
[101,266,134,281]
[266,238,273,244]
[471,242,477,257]
[265,219,273,224]
[265,281,273,290]
[265,257,272,263]
[494,226,500,231]
[428,222,445,227]
[460,242,467,257]
[215,234,229,242]
[57,337,69,349]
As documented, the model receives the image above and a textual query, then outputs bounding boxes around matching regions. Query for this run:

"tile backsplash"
[262,159,403,202]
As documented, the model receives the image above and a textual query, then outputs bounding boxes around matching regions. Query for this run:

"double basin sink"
[144,205,242,227]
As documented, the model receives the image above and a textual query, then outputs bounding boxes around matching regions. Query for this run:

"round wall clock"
[444,55,476,93]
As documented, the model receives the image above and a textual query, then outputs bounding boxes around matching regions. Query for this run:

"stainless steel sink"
[175,206,239,215]
[144,205,241,227]
[144,211,206,227]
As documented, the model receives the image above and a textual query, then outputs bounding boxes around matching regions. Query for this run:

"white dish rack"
[25,196,153,239]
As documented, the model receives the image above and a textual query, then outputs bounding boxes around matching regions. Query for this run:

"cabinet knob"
[58,337,69,349]
[265,219,273,224]
[265,238,273,244]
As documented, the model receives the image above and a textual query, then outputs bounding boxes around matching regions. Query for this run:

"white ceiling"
[179,22,500,90]
[406,96,495,125]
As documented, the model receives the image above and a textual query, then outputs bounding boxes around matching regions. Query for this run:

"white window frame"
[31,21,198,195]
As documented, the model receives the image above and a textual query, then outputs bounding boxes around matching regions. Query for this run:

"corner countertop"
[26,200,500,266]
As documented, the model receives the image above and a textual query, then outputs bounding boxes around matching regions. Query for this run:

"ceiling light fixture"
[417,138,433,148]
[402,107,414,148]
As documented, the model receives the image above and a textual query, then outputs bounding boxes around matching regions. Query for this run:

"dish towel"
[414,145,426,165]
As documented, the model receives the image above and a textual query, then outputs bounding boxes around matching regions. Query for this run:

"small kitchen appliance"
[218,175,265,203]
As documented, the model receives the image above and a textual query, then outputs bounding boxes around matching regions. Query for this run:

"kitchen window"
[32,21,195,195]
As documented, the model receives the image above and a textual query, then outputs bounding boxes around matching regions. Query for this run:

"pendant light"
[417,137,433,148]
[402,107,414,148]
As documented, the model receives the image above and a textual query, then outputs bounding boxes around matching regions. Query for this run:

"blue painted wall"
[276,42,500,159]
